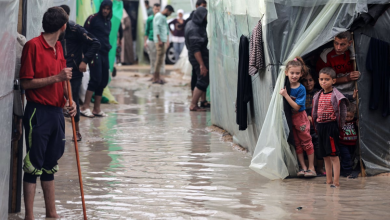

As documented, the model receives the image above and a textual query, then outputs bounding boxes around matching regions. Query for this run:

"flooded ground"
[9,68,390,220]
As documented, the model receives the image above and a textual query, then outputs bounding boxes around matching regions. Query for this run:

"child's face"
[285,66,302,84]
[346,112,354,122]
[302,74,315,91]
[319,73,336,90]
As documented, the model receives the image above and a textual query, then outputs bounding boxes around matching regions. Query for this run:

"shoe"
[200,101,211,108]
[72,131,82,142]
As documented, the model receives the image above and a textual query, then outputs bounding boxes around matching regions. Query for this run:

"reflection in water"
[8,74,390,219]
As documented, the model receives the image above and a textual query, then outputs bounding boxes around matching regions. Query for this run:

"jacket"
[312,87,349,130]
[84,0,112,54]
[185,7,208,66]
[61,20,100,78]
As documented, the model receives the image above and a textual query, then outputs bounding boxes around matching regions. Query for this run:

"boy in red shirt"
[20,7,76,220]
[312,67,349,187]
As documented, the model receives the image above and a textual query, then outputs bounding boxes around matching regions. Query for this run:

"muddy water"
[9,72,390,220]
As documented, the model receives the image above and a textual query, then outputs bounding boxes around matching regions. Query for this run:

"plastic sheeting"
[0,0,19,217]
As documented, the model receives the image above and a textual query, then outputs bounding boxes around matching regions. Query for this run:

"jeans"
[173,42,185,62]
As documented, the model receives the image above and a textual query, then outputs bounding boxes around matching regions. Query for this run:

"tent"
[209,0,390,180]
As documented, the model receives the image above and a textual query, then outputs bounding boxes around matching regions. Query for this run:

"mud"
[9,68,390,219]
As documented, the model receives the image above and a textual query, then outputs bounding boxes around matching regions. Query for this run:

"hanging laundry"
[249,20,265,76]
[366,37,390,117]
[236,35,253,130]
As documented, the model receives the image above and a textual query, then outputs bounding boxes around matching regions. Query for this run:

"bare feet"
[190,105,206,111]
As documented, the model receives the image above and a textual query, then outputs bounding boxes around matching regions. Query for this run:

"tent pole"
[352,32,366,177]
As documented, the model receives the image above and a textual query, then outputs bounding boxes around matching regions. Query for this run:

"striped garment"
[316,91,337,123]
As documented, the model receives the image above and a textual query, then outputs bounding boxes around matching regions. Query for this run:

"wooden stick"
[351,32,366,177]
[67,81,88,219]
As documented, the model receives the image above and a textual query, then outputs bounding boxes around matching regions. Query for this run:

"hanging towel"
[249,20,265,76]
[366,37,390,117]
[236,35,253,130]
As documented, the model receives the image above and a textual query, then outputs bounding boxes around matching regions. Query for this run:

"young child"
[312,67,349,187]
[301,73,325,176]
[279,57,316,177]
[339,103,358,177]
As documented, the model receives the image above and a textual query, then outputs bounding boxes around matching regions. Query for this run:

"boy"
[339,103,358,177]
[312,67,349,187]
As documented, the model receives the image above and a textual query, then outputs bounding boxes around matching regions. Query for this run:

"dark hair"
[319,67,336,79]
[285,56,309,78]
[347,103,356,114]
[42,7,69,33]
[335,31,352,41]
[153,3,161,8]
[59,5,70,15]
[145,1,149,6]
[196,0,207,6]
[165,5,174,12]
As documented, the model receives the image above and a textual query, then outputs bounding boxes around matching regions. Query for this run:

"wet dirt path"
[9,71,390,219]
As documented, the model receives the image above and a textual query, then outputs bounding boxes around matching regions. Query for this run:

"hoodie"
[84,0,112,54]
[185,7,208,65]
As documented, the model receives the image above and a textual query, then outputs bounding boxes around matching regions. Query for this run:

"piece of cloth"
[62,20,100,79]
[283,76,295,146]
[192,62,209,92]
[316,48,355,95]
[145,15,155,41]
[191,67,197,91]
[312,87,348,129]
[122,11,134,64]
[169,18,185,40]
[19,34,66,108]
[317,121,340,157]
[70,77,82,123]
[153,12,168,43]
[173,42,185,62]
[84,0,112,54]
[147,6,153,17]
[88,52,109,96]
[316,91,337,123]
[23,102,65,183]
[147,40,165,74]
[292,111,314,155]
[339,143,354,174]
[290,84,306,112]
[154,44,166,74]
[339,121,358,146]
[236,35,252,131]
[249,20,265,76]
[185,7,209,65]
[366,37,390,117]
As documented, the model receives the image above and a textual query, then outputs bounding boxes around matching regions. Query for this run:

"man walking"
[185,7,209,111]
[80,0,112,118]
[60,5,100,141]
[152,5,175,84]
[19,7,76,219]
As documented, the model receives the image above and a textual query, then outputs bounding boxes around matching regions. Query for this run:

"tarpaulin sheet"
[209,0,390,180]
[0,0,19,217]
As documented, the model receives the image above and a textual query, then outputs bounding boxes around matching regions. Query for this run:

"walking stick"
[67,81,88,219]
[351,32,367,177]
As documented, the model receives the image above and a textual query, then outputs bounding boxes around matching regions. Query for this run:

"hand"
[200,65,208,76]
[158,41,164,47]
[58,68,72,82]
[66,100,77,117]
[307,116,313,125]
[353,89,358,100]
[279,87,288,97]
[79,62,87,72]
[12,119,23,141]
[144,42,148,49]
[349,71,360,81]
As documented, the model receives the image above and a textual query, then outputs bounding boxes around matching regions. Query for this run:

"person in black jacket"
[185,7,209,111]
[81,0,112,118]
[60,5,100,141]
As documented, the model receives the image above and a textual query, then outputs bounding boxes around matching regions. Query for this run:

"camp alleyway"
[9,68,390,219]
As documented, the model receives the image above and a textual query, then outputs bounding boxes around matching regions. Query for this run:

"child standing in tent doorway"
[312,67,349,187]
[279,57,317,177]
[302,72,326,176]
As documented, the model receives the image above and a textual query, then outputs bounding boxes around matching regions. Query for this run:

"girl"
[279,57,316,177]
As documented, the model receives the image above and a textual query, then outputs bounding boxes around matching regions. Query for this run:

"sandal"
[297,169,305,177]
[304,170,317,177]
[93,111,108,117]
[72,131,82,142]
[80,109,95,118]
[200,101,211,108]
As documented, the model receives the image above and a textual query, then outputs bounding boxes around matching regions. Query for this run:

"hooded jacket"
[312,87,349,130]
[61,20,100,78]
[185,7,208,66]
[84,0,112,54]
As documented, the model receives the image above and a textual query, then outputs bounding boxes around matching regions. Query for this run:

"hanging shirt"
[290,84,306,112]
